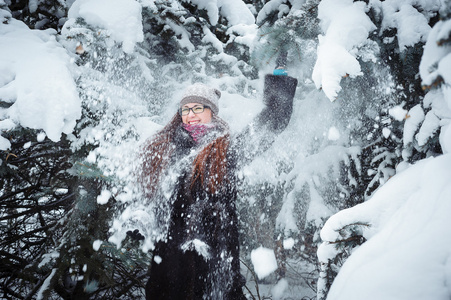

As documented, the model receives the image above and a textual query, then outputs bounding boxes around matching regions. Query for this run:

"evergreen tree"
[5,0,68,30]
[415,0,451,156]
[315,1,442,299]
[1,1,151,298]
[139,0,258,91]
[0,129,74,299]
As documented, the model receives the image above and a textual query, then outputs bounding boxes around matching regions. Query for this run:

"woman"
[139,73,297,299]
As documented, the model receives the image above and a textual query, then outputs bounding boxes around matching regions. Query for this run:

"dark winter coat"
[145,74,298,300]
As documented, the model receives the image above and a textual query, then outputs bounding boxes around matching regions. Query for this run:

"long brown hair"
[138,113,230,195]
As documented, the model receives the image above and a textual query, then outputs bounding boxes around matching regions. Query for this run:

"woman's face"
[181,103,212,125]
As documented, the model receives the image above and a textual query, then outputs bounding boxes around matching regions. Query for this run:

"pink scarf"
[182,123,214,143]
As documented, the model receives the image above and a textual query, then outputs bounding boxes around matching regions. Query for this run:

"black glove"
[126,229,145,241]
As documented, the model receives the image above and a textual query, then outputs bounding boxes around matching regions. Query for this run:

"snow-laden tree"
[315,11,451,294]
[315,1,446,299]
[412,0,451,160]
[1,3,77,299]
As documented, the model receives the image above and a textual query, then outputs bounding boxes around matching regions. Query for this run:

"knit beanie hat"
[180,83,221,115]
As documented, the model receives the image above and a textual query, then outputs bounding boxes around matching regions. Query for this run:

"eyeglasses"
[179,105,210,116]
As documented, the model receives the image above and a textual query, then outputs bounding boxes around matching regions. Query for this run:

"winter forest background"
[1,0,451,299]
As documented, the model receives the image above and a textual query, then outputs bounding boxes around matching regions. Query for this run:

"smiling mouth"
[189,120,200,124]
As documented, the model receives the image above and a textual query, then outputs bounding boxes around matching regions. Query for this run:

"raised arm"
[231,74,298,166]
